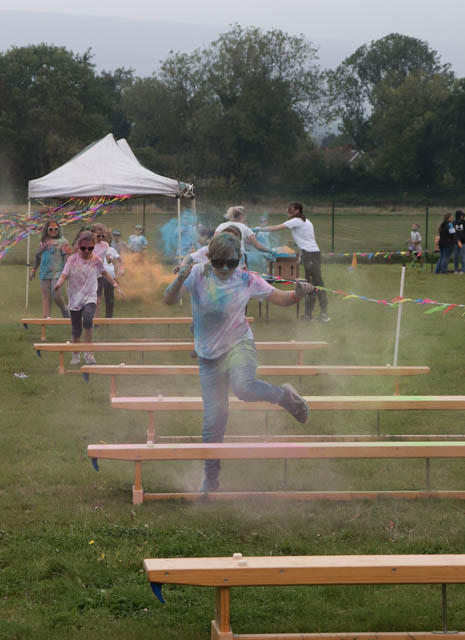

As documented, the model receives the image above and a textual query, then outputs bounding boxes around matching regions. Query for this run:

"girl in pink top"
[54,231,124,366]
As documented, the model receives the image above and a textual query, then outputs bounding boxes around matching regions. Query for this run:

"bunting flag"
[325,250,427,260]
[255,271,465,316]
[0,195,131,260]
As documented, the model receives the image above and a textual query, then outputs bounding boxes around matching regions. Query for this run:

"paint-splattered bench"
[23,316,253,341]
[80,364,430,398]
[143,553,465,638]
[34,341,328,374]
[88,438,465,504]
[110,394,464,444]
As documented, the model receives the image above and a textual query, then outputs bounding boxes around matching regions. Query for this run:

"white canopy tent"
[28,133,193,199]
[26,133,195,305]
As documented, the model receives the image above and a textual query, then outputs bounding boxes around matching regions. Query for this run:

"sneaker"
[319,312,331,322]
[279,383,309,424]
[299,315,313,321]
[199,476,219,493]
[70,352,81,365]
[84,352,97,365]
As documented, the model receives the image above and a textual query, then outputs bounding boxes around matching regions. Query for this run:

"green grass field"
[2,249,465,638]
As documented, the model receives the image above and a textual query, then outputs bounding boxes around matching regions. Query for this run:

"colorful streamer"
[0,195,131,260]
[325,250,428,261]
[255,271,465,316]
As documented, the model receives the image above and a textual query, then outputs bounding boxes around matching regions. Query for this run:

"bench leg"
[110,376,117,398]
[41,324,46,341]
[58,352,65,375]
[297,351,303,366]
[147,412,155,443]
[394,377,400,395]
[211,587,233,640]
[132,461,144,505]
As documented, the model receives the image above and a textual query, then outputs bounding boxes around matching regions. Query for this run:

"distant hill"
[0,10,223,76]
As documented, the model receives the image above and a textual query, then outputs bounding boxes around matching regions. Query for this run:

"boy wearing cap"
[111,229,129,256]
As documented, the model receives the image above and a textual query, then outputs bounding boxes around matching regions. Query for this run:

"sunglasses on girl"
[48,226,59,231]
[211,258,240,269]
[79,245,94,252]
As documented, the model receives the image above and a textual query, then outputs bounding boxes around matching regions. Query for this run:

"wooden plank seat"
[88,440,465,504]
[143,553,465,639]
[110,395,465,443]
[34,341,328,374]
[23,316,252,341]
[80,364,430,398]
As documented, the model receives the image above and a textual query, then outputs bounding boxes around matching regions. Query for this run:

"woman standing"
[54,231,124,366]
[164,232,313,493]
[435,213,460,274]
[215,206,271,263]
[30,219,70,318]
[259,202,329,322]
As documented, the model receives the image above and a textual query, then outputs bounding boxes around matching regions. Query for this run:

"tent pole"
[25,199,31,308]
[177,197,181,261]
[142,197,146,230]
[192,197,197,250]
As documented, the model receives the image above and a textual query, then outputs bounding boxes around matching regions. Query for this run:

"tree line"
[1,25,464,198]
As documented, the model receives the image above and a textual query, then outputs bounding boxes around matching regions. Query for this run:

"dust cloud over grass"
[4,257,465,636]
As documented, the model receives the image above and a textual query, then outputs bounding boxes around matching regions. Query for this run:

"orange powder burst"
[120,252,175,300]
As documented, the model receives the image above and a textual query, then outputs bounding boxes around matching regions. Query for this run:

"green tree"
[327,33,451,150]
[368,72,451,185]
[0,44,131,191]
[124,24,324,187]
[437,78,465,185]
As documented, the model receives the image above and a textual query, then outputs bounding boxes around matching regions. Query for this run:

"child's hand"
[295,280,315,299]
[177,264,193,282]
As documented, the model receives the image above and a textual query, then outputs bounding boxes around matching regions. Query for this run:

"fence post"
[425,185,430,251]
[330,186,335,252]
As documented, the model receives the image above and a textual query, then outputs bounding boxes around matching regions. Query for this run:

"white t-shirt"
[183,263,273,359]
[62,253,105,310]
[190,245,209,264]
[409,230,422,252]
[103,247,120,278]
[189,244,246,268]
[283,217,320,252]
[215,221,254,254]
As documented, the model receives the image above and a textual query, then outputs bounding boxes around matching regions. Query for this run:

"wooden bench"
[80,364,430,398]
[110,395,465,443]
[34,341,328,374]
[23,316,253,341]
[88,440,465,504]
[143,553,465,638]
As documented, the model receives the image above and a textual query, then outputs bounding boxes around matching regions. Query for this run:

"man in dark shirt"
[454,210,465,274]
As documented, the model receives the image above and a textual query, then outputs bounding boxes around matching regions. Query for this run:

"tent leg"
[177,197,182,261]
[25,199,31,309]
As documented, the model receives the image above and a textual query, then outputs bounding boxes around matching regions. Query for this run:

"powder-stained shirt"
[182,263,273,359]
[128,234,148,252]
[283,217,320,252]
[62,253,105,310]
[37,237,69,280]
[93,241,110,261]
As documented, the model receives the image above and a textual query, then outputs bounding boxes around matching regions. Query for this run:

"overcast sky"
[1,0,465,76]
